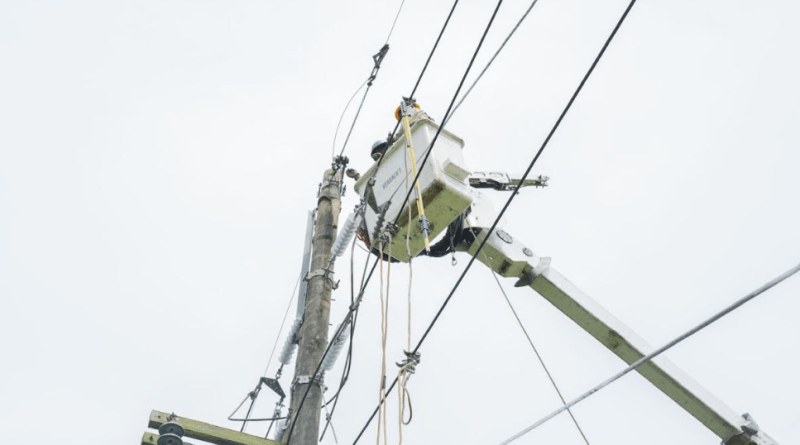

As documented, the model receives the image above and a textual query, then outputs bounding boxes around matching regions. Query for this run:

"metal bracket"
[468,172,549,191]
[305,268,339,290]
[722,414,779,445]
[291,375,324,391]
[259,377,286,400]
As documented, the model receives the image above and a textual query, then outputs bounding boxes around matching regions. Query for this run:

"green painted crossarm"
[148,410,282,445]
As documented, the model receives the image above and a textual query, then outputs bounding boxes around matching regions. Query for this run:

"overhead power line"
[390,0,461,138]
[352,0,638,441]
[333,0,408,159]
[448,0,542,123]
[487,267,592,445]
[497,260,800,445]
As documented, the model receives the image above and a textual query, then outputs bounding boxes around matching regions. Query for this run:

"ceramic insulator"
[278,318,302,365]
[321,321,351,372]
[332,212,360,257]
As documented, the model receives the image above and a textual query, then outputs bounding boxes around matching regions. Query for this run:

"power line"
[390,0,503,228]
[487,267,592,445]
[228,275,301,432]
[332,79,369,159]
[284,256,381,445]
[447,0,542,123]
[263,276,302,377]
[497,260,800,445]
[390,0,461,138]
[333,0,408,159]
[385,0,407,45]
[409,0,460,99]
[287,1,469,437]
[352,0,638,440]
[336,79,374,158]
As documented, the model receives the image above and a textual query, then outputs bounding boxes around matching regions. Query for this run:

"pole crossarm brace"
[148,410,283,445]
[461,228,779,445]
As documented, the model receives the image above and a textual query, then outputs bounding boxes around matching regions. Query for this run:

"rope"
[351,0,637,438]
[497,260,800,445]
[388,0,503,230]
[397,134,415,445]
[376,240,392,445]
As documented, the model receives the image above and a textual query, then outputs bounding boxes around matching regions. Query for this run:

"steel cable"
[497,260,800,444]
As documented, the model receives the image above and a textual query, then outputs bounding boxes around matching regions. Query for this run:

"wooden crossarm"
[148,410,282,445]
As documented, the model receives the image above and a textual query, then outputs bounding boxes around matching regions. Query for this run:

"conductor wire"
[352,0,636,441]
[497,261,800,444]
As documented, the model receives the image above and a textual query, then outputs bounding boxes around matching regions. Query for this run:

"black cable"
[390,0,461,138]
[320,236,363,440]
[337,80,374,158]
[351,0,638,441]
[334,0,406,159]
[390,0,503,229]
[332,79,369,159]
[288,1,473,435]
[284,256,380,445]
[487,267,591,445]
[410,0,459,99]
[385,0,407,45]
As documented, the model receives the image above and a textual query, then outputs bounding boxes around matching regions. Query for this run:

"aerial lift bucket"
[354,119,472,262]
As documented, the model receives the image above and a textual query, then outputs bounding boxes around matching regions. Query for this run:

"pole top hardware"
[259,377,286,400]
[305,268,339,290]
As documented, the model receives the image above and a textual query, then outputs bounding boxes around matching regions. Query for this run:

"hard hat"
[371,140,388,161]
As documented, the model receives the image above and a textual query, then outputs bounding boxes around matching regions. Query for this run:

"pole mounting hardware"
[305,268,339,290]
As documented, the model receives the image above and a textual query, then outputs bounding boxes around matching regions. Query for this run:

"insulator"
[157,433,183,445]
[332,212,361,257]
[274,419,289,442]
[278,318,302,365]
[322,320,351,372]
[158,422,184,437]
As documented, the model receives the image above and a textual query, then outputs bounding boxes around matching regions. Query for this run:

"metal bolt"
[523,247,533,257]
[496,230,513,244]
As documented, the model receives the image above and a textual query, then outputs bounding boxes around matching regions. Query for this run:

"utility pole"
[286,166,343,445]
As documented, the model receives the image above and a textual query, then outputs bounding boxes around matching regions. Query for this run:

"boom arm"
[457,222,778,445]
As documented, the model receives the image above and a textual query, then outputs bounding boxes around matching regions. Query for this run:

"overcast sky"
[2,1,799,444]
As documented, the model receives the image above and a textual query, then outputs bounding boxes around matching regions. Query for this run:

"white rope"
[396,137,415,445]
[498,261,800,445]
[376,241,392,445]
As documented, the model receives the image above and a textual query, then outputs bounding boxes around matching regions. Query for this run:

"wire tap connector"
[396,350,421,376]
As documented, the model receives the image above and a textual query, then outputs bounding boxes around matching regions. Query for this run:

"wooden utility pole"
[286,167,343,445]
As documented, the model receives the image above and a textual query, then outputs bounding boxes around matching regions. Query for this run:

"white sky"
[1,1,799,444]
